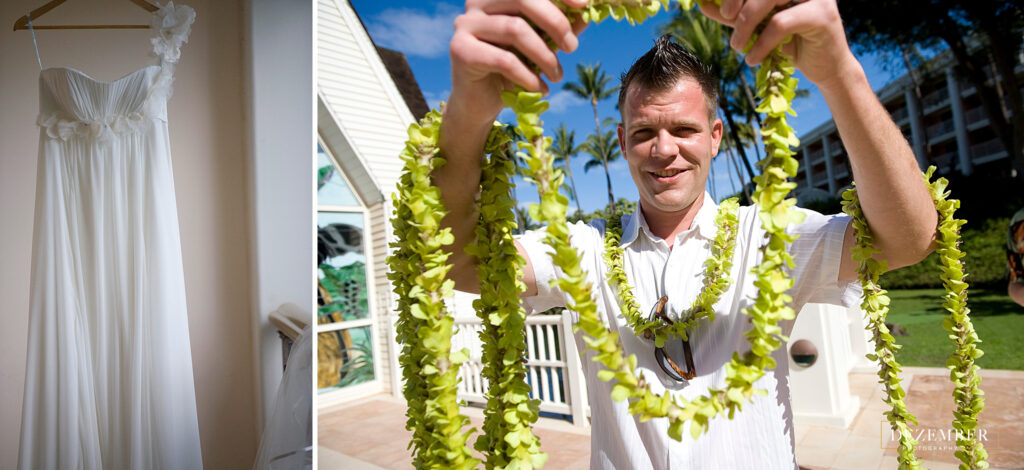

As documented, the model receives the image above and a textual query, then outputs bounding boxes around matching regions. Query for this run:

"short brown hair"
[618,34,719,122]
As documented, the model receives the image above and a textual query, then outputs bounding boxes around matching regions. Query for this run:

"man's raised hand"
[448,0,588,124]
[698,0,858,89]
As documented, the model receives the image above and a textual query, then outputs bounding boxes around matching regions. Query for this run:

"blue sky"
[348,0,904,213]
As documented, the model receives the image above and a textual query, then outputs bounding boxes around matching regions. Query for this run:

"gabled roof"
[318,95,382,205]
[318,0,428,199]
[377,47,430,122]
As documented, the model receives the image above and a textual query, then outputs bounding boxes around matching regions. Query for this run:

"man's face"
[617,78,723,218]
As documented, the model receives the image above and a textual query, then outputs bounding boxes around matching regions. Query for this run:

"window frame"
[315,140,383,406]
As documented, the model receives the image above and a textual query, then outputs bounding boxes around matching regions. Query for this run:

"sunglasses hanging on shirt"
[649,296,697,382]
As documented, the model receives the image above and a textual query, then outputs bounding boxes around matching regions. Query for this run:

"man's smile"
[649,168,687,183]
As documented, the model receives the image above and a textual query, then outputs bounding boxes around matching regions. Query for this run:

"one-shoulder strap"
[149,2,196,65]
[144,2,196,108]
[26,13,43,70]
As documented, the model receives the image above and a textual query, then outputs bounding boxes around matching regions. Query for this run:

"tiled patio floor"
[795,367,1024,470]
[319,367,1024,469]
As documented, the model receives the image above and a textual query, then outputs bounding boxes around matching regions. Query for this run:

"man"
[1009,208,1024,306]
[434,0,937,467]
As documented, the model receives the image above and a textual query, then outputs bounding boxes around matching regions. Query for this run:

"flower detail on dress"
[38,112,150,141]
[150,2,196,64]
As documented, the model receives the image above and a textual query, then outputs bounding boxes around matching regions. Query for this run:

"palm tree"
[563,62,619,207]
[582,118,622,207]
[661,7,758,183]
[662,6,814,191]
[551,123,583,216]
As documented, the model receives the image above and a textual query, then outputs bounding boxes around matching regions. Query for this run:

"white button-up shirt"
[518,193,860,469]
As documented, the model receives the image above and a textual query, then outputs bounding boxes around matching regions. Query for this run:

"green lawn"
[883,288,1024,370]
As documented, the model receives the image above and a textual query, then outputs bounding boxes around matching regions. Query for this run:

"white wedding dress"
[19,3,204,469]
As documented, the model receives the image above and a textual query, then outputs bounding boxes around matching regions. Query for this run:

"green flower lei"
[465,125,548,469]
[842,168,989,470]
[387,109,478,469]
[603,198,740,348]
[386,1,989,468]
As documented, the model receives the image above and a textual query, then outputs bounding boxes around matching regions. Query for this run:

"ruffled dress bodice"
[35,1,194,142]
[38,66,164,141]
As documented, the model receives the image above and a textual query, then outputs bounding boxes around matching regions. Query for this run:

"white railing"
[926,119,955,140]
[452,313,590,427]
[970,138,1006,161]
[965,106,988,125]
[931,151,956,169]
[922,88,949,110]
[889,106,909,123]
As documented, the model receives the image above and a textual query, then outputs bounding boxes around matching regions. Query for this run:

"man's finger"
[452,30,547,93]
[743,1,815,65]
[463,12,564,82]
[729,0,792,52]
[474,0,581,52]
[570,12,588,38]
[696,1,733,26]
[718,0,743,20]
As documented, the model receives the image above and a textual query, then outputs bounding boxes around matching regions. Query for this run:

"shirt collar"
[619,192,719,247]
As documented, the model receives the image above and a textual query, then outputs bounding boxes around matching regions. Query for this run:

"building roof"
[376,47,430,121]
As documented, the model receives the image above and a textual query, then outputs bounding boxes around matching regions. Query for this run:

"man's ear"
[710,118,723,158]
[617,123,627,156]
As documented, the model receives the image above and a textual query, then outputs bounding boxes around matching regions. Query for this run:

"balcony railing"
[931,151,956,169]
[922,88,949,110]
[965,106,988,126]
[970,138,1006,161]
[926,119,955,140]
[890,106,909,123]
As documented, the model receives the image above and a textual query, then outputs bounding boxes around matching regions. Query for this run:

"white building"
[315,0,430,408]
[794,48,1023,197]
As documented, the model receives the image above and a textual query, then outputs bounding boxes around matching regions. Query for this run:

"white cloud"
[367,4,460,58]
[422,89,449,112]
[545,91,586,114]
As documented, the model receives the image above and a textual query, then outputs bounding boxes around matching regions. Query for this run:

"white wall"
[0,0,315,467]
[247,0,316,428]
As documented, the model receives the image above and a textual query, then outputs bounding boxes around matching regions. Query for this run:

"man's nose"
[652,129,676,159]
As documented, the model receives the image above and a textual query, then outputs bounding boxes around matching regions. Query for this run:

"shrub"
[882,217,1009,289]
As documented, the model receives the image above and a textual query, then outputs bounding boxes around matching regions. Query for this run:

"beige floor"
[319,368,1024,470]
[795,367,1023,470]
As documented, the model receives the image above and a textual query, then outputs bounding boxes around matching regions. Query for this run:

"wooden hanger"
[13,0,160,31]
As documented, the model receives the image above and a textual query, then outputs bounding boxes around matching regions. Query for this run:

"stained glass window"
[316,144,375,393]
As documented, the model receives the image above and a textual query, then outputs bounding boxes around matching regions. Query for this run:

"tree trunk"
[563,154,583,215]
[719,96,757,181]
[601,157,616,212]
[510,180,527,234]
[976,14,1024,181]
[935,14,1023,181]
[737,72,765,174]
[592,101,615,208]
[900,44,931,158]
[726,146,751,202]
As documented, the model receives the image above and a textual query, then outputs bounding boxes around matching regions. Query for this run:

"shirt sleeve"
[784,208,862,310]
[516,228,567,314]
[515,220,605,315]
